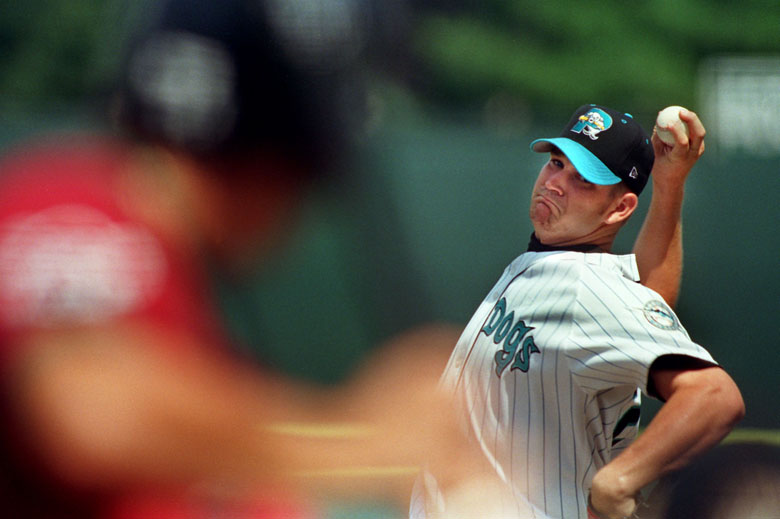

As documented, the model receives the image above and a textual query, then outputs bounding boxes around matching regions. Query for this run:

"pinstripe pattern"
[410,251,715,519]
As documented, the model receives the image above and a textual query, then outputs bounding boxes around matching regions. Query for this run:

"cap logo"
[570,108,613,140]
[629,167,639,179]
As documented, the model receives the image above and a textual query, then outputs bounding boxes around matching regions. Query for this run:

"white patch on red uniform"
[0,205,167,328]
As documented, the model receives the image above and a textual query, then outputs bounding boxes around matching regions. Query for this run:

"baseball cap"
[530,104,654,194]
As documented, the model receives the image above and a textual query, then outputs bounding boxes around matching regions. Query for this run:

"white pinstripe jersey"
[410,250,716,519]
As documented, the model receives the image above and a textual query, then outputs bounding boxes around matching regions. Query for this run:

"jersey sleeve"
[565,261,716,396]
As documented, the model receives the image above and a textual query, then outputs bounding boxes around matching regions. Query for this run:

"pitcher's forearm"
[633,182,685,306]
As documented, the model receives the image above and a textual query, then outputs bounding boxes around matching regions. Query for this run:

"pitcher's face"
[529,150,628,247]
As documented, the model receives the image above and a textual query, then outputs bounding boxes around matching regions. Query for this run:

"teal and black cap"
[530,104,655,195]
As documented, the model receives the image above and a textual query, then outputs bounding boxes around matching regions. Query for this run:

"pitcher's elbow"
[713,376,745,433]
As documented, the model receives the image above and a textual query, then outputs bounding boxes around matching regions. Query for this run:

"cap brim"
[530,138,621,186]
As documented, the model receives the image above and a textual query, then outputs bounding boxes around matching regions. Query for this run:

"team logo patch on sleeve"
[642,300,680,330]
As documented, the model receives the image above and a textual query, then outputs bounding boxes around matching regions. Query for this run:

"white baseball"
[655,105,689,145]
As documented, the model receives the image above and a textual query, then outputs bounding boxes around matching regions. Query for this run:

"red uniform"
[0,135,313,518]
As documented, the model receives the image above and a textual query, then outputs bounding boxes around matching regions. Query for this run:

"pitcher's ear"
[605,191,638,225]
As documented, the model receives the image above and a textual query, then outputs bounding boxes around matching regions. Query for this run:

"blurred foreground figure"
[0,1,467,517]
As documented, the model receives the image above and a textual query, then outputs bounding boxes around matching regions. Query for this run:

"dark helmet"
[114,0,405,171]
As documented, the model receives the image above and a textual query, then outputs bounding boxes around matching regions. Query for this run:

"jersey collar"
[526,233,604,254]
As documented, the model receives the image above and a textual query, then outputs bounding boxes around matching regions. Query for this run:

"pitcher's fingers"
[679,108,706,157]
